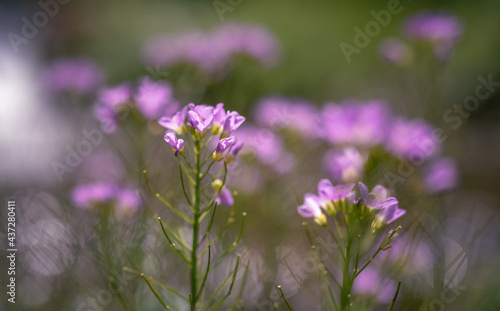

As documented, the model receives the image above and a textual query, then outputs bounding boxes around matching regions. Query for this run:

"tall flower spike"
[164,132,184,156]
[221,111,245,139]
[212,137,235,161]
[159,106,188,134]
[187,104,215,133]
[297,194,327,226]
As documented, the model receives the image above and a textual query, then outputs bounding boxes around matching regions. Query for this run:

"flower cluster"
[379,10,463,63]
[322,99,390,147]
[142,23,280,76]
[248,96,457,191]
[44,58,104,94]
[94,77,179,132]
[71,182,142,217]
[422,157,459,194]
[254,96,322,140]
[233,125,295,174]
[297,180,406,230]
[160,103,245,206]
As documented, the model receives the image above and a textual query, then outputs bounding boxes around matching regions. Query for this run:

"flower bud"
[315,213,327,227]
[211,179,223,192]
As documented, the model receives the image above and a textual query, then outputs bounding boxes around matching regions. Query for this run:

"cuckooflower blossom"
[142,23,280,76]
[221,111,245,138]
[187,104,215,132]
[224,141,244,165]
[93,83,132,133]
[317,179,355,215]
[213,137,235,161]
[371,200,406,231]
[135,77,178,119]
[212,179,234,207]
[234,126,284,166]
[378,37,414,66]
[71,182,117,208]
[322,100,390,146]
[211,103,227,135]
[99,83,132,108]
[384,117,440,161]
[159,106,188,134]
[72,182,142,217]
[115,188,142,217]
[164,132,184,156]
[212,23,281,65]
[297,194,327,226]
[403,11,463,60]
[254,97,321,139]
[358,182,391,210]
[423,157,459,193]
[216,187,234,207]
[44,58,104,94]
[77,151,126,182]
[323,147,365,183]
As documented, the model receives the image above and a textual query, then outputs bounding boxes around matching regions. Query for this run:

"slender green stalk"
[340,237,352,310]
[354,235,361,275]
[326,226,346,261]
[387,281,401,311]
[181,154,195,172]
[201,160,216,180]
[158,217,190,263]
[303,223,341,289]
[277,285,294,311]
[198,203,217,247]
[123,267,187,301]
[356,228,400,278]
[141,273,170,310]
[143,170,193,223]
[355,247,382,279]
[205,255,241,311]
[196,245,211,300]
[323,271,339,311]
[190,137,202,311]
[179,165,193,206]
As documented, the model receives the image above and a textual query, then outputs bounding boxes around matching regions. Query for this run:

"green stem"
[340,238,352,311]
[277,285,294,311]
[141,274,170,310]
[190,138,202,310]
[387,281,402,311]
[340,214,353,311]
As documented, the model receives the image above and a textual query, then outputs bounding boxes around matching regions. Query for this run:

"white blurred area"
[0,45,68,187]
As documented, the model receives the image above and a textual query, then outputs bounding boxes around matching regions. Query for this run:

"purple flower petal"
[187,104,215,132]
[136,77,177,119]
[164,132,184,156]
[222,111,245,137]
[297,194,322,218]
[323,147,365,183]
[215,187,234,207]
[423,157,459,194]
[159,106,188,134]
